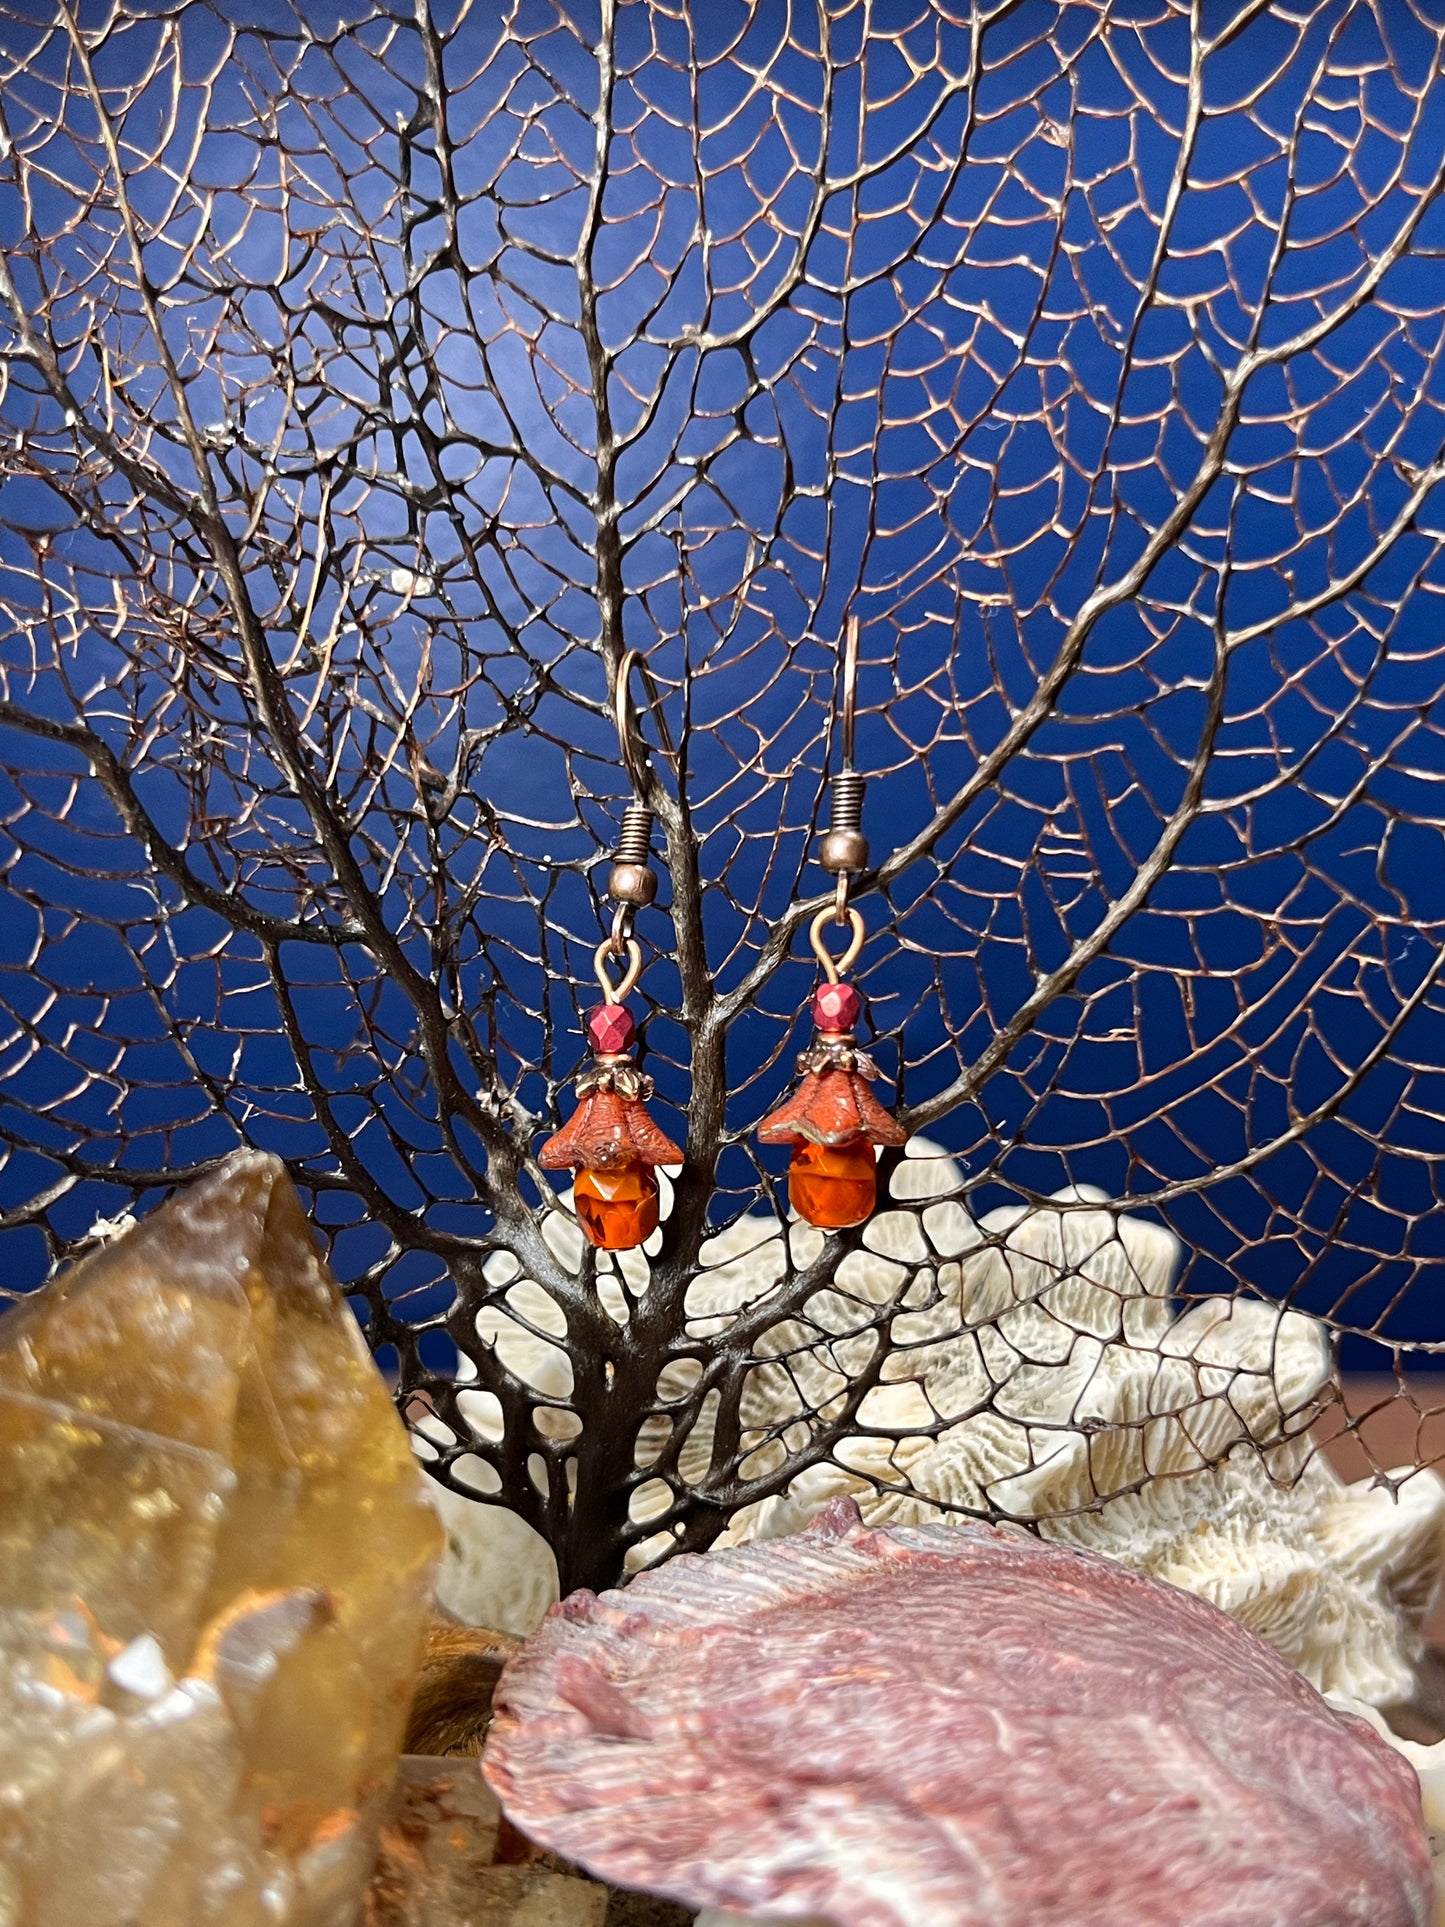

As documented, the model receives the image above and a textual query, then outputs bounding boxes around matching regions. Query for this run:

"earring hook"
[614,647,676,796]
[821,618,866,925]
[839,614,859,772]
[614,648,649,794]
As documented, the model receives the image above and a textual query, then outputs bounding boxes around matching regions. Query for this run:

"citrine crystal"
[0,1151,443,1927]
[574,1161,659,1250]
[788,1139,878,1228]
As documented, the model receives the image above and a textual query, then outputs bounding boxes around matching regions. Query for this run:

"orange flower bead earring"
[757,619,907,1227]
[540,651,682,1251]
[539,937,682,1249]
[757,911,907,1227]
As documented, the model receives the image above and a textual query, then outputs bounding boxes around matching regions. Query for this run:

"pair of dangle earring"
[757,618,907,1226]
[540,652,682,1251]
[541,624,906,1250]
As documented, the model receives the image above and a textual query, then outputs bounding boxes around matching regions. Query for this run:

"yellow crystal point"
[0,1151,444,1927]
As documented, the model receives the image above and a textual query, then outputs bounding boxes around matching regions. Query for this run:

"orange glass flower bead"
[540,1088,681,1252]
[574,1161,659,1250]
[539,1089,682,1175]
[757,1055,905,1231]
[756,1066,905,1153]
[787,1139,878,1229]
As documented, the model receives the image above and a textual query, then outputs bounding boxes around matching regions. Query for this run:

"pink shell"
[483,1500,1431,1927]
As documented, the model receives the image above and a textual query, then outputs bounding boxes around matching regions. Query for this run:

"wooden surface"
[1319,1379,1445,1484]
[1319,1378,1445,1649]
[365,1756,610,1926]
[366,1756,694,1927]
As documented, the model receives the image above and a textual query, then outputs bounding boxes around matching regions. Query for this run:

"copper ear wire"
[758,620,906,1228]
[606,649,666,950]
[614,647,678,793]
[839,612,859,771]
[820,617,868,923]
[614,648,651,797]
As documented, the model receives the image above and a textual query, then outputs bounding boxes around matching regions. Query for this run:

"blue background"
[0,0,1443,1376]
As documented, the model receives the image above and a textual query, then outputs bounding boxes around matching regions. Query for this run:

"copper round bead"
[607,861,658,905]
[818,827,869,873]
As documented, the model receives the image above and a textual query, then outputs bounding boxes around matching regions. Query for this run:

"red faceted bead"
[587,1002,636,1055]
[813,981,861,1033]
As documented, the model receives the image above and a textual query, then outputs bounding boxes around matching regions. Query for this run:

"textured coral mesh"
[2,2,1445,1612]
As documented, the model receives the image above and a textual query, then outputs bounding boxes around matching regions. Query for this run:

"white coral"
[414,1144,1445,1706]
[717,1161,1445,1710]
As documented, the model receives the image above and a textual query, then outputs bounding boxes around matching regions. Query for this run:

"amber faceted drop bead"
[574,1160,659,1250]
[788,1139,878,1229]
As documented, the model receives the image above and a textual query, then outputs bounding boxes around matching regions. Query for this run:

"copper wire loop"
[610,901,635,948]
[809,906,865,983]
[595,935,643,1004]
